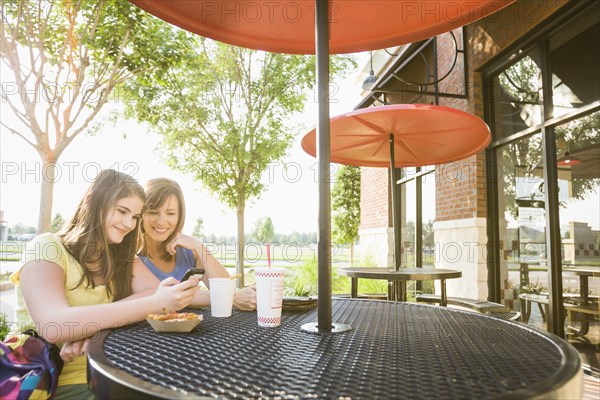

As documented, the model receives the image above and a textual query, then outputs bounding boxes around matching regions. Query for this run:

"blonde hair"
[60,169,146,300]
[138,178,186,262]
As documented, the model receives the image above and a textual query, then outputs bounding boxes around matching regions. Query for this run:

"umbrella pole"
[301,0,350,334]
[389,133,404,300]
[389,133,402,264]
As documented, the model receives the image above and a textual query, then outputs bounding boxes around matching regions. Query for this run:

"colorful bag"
[0,329,64,400]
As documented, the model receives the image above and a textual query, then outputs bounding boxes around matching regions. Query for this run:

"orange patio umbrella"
[130,0,514,54]
[301,104,491,272]
[128,0,515,333]
[301,104,491,167]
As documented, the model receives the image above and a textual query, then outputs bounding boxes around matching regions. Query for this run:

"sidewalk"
[1,260,21,275]
[0,286,16,322]
[0,260,19,321]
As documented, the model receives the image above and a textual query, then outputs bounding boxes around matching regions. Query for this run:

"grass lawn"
[209,243,351,265]
[0,242,25,261]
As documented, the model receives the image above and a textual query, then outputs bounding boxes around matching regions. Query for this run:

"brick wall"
[434,23,483,222]
[467,0,571,70]
[435,154,487,221]
[360,167,390,230]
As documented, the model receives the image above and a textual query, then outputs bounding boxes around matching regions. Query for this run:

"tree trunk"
[236,204,245,288]
[37,154,57,233]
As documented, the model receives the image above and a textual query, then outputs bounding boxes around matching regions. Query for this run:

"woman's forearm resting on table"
[19,260,200,344]
[233,286,257,311]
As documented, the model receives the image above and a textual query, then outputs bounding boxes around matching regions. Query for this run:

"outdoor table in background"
[562,267,600,337]
[87,299,581,399]
[562,267,600,304]
[338,267,462,305]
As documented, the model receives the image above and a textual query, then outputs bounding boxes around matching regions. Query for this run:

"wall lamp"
[362,51,377,90]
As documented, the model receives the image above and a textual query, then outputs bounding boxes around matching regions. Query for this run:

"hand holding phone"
[181,268,205,282]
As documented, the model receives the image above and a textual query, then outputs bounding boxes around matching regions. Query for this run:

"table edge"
[494,326,582,399]
[87,329,211,400]
[338,267,462,280]
[87,300,582,399]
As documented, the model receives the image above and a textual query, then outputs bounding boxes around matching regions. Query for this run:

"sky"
[0,52,370,237]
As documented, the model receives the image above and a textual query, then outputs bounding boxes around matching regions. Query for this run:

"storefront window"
[486,1,599,338]
[496,134,545,292]
[550,12,599,118]
[491,50,542,140]
[555,112,600,269]
[422,171,436,267]
[401,178,416,268]
[399,167,436,269]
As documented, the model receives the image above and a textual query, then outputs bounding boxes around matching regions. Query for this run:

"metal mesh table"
[87,299,581,399]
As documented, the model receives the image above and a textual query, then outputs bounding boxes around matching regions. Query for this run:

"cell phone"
[181,268,205,282]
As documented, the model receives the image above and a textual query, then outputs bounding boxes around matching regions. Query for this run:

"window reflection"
[486,1,599,338]
[550,12,599,117]
[556,112,600,268]
[492,52,543,140]
[497,134,545,294]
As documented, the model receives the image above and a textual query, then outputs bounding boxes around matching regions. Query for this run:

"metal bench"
[565,302,600,338]
[485,311,522,321]
[416,293,510,313]
[519,293,599,337]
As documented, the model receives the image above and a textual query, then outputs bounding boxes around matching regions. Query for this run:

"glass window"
[496,134,545,294]
[491,50,543,140]
[550,8,599,117]
[486,1,599,339]
[422,171,436,267]
[401,178,416,268]
[555,112,600,272]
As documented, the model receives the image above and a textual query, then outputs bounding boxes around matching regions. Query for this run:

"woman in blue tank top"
[137,178,256,310]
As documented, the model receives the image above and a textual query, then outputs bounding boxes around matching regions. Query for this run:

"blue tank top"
[138,247,196,281]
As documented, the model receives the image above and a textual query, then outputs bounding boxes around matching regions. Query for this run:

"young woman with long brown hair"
[11,170,200,399]
[136,178,256,310]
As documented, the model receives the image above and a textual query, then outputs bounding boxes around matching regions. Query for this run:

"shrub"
[284,259,349,296]
[0,313,10,341]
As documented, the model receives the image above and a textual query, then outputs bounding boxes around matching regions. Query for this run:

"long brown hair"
[138,178,186,262]
[59,169,146,300]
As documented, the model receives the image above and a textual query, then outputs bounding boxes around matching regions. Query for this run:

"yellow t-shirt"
[10,232,113,386]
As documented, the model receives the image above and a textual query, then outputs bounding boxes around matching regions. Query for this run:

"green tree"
[9,223,33,235]
[1,0,189,232]
[332,166,361,267]
[49,213,65,233]
[126,39,355,286]
[192,217,204,239]
[423,220,434,245]
[253,217,275,244]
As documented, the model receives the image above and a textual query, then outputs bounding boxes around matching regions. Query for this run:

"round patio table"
[338,267,462,305]
[87,299,581,399]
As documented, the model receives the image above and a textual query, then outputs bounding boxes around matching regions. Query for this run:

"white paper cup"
[209,278,236,317]
[255,267,285,327]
